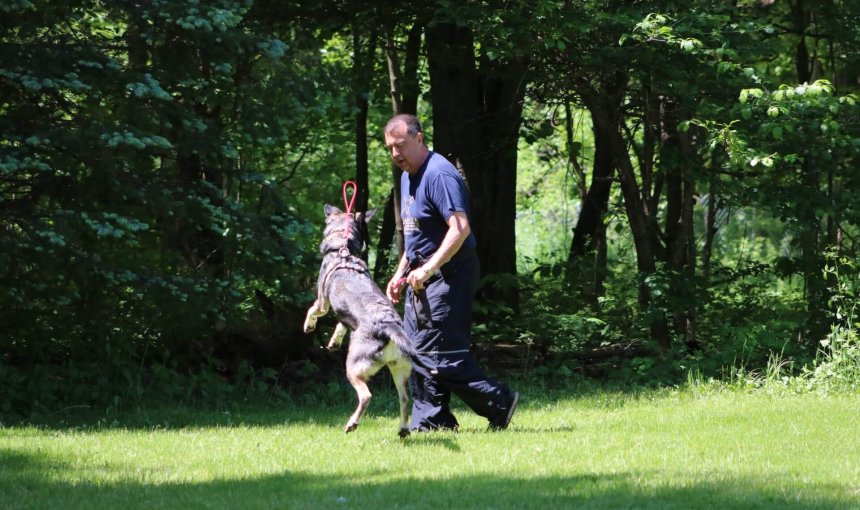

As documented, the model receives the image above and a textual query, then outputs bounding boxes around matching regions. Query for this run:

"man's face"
[384,122,425,174]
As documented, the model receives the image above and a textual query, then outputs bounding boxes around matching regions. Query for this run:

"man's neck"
[407,148,431,175]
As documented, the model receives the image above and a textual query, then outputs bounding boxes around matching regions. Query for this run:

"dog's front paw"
[303,317,317,333]
[326,323,346,350]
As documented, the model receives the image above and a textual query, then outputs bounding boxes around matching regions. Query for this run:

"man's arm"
[407,211,470,291]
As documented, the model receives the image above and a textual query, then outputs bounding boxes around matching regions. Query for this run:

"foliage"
[525,1,860,367]
[703,80,860,219]
[803,251,860,391]
[700,77,860,335]
[515,104,595,271]
[0,0,356,416]
[693,262,806,373]
[4,0,860,414]
[693,251,860,394]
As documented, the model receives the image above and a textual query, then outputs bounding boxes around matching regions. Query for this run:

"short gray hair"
[385,114,423,137]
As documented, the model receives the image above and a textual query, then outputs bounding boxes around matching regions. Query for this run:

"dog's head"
[320,204,377,256]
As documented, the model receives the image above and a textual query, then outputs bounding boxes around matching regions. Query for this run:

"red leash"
[342,180,357,218]
[340,180,357,256]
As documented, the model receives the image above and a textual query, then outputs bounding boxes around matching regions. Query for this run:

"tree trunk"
[701,152,720,277]
[565,105,615,303]
[425,22,528,309]
[792,0,812,84]
[661,103,699,349]
[565,102,587,202]
[400,23,422,116]
[566,73,626,303]
[790,0,828,341]
[580,85,670,350]
[799,158,826,341]
[374,188,397,281]
[352,27,377,213]
[375,23,422,280]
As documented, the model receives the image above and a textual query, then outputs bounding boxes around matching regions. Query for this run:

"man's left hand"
[407,266,435,291]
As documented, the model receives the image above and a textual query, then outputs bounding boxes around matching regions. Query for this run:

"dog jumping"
[303,204,425,437]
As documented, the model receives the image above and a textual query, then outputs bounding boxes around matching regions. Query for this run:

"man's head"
[384,114,429,174]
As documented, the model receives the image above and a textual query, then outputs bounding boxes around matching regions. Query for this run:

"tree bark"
[790,0,828,340]
[566,73,626,303]
[352,27,377,213]
[661,103,698,348]
[792,0,812,84]
[580,84,670,349]
[425,22,528,309]
[701,152,720,277]
[566,106,615,303]
[375,23,422,280]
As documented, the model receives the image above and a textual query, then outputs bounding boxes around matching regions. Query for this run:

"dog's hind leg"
[344,370,372,433]
[303,297,329,333]
[327,322,348,351]
[389,360,412,438]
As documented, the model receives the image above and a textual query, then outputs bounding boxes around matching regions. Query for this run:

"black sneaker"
[489,391,519,431]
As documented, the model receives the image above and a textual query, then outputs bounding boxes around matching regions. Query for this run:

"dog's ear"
[324,204,342,217]
[363,208,377,223]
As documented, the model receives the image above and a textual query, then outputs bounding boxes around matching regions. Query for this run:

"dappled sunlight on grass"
[2,389,859,509]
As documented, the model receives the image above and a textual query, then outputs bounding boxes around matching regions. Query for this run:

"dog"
[303,204,426,437]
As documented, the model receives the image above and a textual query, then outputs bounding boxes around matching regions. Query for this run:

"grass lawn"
[1,384,859,509]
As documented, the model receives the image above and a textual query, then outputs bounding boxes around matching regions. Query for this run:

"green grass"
[2,385,859,509]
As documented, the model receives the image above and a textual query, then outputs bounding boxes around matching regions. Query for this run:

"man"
[383,113,518,432]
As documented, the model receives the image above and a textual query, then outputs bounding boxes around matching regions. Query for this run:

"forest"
[2,0,859,417]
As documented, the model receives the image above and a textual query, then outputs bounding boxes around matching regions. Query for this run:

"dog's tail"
[377,322,434,379]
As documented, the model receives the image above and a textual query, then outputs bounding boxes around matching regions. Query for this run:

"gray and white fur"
[303,204,426,437]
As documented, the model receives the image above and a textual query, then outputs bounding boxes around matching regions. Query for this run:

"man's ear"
[324,204,342,216]
[363,208,377,223]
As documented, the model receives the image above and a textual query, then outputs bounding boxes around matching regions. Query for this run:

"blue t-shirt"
[401,151,477,265]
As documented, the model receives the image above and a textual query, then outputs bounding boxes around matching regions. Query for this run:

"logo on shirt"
[403,195,419,234]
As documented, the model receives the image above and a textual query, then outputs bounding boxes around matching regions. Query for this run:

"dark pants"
[404,254,514,431]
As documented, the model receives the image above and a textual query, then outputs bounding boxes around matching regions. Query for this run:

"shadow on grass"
[6,383,511,432]
[6,398,358,431]
[4,373,669,432]
[0,448,853,510]
[399,433,461,451]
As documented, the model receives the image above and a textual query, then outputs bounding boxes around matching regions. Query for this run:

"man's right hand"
[386,276,407,303]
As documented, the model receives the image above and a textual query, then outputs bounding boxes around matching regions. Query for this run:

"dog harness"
[318,253,370,294]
